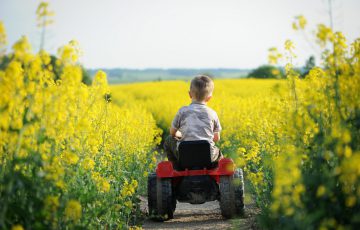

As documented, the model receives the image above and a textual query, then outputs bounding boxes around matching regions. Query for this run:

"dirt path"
[141,191,259,230]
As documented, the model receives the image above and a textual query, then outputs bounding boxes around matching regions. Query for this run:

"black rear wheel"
[233,168,245,215]
[148,173,157,217]
[219,168,245,218]
[219,174,235,218]
[147,173,176,221]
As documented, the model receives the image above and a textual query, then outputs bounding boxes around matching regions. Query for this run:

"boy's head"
[189,75,214,102]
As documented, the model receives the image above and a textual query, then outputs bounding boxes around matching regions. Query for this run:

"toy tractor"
[148,140,245,221]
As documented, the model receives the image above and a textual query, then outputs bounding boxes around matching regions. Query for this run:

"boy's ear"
[205,95,212,102]
[188,91,192,99]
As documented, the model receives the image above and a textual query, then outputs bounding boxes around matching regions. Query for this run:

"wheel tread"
[219,168,245,218]
[147,173,176,221]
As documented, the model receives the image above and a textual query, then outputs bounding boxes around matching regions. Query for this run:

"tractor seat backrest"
[178,140,212,169]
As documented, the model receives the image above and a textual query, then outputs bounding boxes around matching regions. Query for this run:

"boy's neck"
[191,100,207,105]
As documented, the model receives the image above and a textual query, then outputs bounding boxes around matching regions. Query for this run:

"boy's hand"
[170,127,182,140]
[213,132,220,142]
[175,130,182,140]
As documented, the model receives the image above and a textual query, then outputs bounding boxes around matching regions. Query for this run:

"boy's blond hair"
[190,75,214,101]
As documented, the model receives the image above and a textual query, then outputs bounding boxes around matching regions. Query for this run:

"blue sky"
[1,0,360,69]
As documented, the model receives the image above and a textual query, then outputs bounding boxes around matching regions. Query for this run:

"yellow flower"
[125,200,133,209]
[5,61,23,86]
[342,130,351,144]
[284,40,295,51]
[45,195,59,212]
[297,15,307,29]
[82,157,95,170]
[11,225,24,230]
[12,36,32,61]
[62,151,79,165]
[120,180,138,198]
[65,200,82,221]
[131,179,138,189]
[317,24,334,47]
[317,185,326,197]
[344,146,352,158]
[57,40,81,64]
[292,22,298,31]
[36,1,55,27]
[345,196,356,207]
[285,207,294,216]
[39,49,51,65]
[100,180,110,193]
[93,70,108,87]
[55,180,65,190]
[268,47,283,65]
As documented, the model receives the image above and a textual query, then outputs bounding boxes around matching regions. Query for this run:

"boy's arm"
[171,107,183,140]
[170,127,177,137]
[170,127,182,140]
[213,132,220,142]
[213,112,221,142]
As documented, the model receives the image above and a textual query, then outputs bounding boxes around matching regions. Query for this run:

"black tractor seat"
[178,140,217,170]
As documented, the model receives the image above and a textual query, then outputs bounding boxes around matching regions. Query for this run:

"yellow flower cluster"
[264,17,360,228]
[64,200,82,222]
[36,1,55,28]
[0,23,160,228]
[120,179,139,199]
[268,47,283,65]
[44,195,60,212]
[11,225,24,230]
[292,15,307,30]
[317,24,334,47]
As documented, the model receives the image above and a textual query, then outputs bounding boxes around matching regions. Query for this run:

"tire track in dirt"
[141,191,259,230]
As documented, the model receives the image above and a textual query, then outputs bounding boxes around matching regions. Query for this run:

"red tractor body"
[148,141,245,221]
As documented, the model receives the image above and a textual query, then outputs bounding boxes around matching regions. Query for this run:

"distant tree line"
[247,56,315,79]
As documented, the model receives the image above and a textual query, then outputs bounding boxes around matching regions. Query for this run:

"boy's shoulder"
[177,104,218,117]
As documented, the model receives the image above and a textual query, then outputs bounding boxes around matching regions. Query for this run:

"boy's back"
[172,102,221,161]
[164,75,222,166]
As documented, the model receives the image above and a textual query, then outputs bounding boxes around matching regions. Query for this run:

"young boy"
[164,75,222,168]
